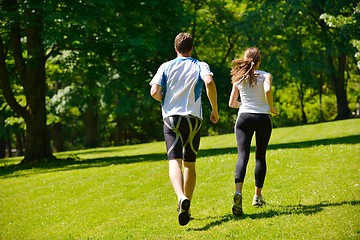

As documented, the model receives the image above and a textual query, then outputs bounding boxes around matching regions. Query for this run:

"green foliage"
[37,0,191,147]
[0,119,359,239]
[321,1,360,69]
[1,0,359,154]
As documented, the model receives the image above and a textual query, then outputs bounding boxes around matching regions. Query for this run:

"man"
[149,32,219,226]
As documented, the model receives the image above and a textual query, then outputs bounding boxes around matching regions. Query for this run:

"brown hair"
[230,47,261,86]
[174,32,193,54]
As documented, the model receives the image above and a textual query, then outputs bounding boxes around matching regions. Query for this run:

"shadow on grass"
[198,135,360,157]
[0,134,359,178]
[189,200,360,231]
[0,153,168,178]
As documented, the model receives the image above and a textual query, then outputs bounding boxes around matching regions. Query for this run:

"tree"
[0,0,54,164]
[1,0,358,160]
[320,0,359,119]
[232,0,357,123]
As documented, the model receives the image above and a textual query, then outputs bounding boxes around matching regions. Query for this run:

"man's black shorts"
[163,115,202,162]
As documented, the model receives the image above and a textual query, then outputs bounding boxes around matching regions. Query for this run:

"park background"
[0,1,359,239]
[0,1,359,163]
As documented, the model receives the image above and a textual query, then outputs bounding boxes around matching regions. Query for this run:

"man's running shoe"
[252,195,266,206]
[232,192,243,217]
[178,197,190,226]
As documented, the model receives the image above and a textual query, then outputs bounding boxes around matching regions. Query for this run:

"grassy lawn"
[0,119,359,239]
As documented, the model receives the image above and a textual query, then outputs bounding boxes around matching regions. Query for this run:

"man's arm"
[203,75,219,124]
[150,84,162,102]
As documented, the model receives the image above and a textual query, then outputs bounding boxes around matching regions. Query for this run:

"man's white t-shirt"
[150,57,213,120]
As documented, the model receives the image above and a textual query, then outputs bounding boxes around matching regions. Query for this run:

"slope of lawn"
[0,118,359,239]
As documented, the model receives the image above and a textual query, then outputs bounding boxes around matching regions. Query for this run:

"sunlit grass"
[0,119,359,239]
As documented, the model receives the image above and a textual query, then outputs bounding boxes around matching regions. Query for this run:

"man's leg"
[165,115,198,225]
[182,116,201,201]
[169,159,196,201]
[169,158,185,201]
[183,161,196,200]
[169,158,191,226]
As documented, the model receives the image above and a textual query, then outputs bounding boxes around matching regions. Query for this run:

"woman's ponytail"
[230,47,261,87]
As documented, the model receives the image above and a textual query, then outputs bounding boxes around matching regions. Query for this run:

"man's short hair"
[174,32,193,54]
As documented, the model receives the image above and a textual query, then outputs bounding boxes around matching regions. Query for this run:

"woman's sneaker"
[178,197,190,226]
[232,192,243,216]
[252,195,266,206]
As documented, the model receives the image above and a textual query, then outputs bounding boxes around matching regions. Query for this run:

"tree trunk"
[319,13,351,121]
[21,0,54,164]
[22,112,52,163]
[319,72,324,122]
[51,123,64,152]
[84,98,99,148]
[333,54,351,120]
[298,82,308,124]
[0,116,5,158]
[114,116,123,146]
[15,133,24,156]
[6,135,12,158]
[0,138,5,158]
[327,55,351,120]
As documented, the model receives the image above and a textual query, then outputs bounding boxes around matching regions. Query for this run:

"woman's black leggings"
[234,113,272,188]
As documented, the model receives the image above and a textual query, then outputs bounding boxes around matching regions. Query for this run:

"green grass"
[0,119,359,239]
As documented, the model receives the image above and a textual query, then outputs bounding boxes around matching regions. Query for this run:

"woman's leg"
[233,113,254,216]
[254,115,272,196]
[234,113,254,191]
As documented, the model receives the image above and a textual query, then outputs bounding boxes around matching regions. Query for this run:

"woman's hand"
[270,106,279,115]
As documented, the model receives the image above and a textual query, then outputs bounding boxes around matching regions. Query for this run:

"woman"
[228,47,278,217]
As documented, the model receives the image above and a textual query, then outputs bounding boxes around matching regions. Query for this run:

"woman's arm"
[229,84,241,109]
[263,73,278,115]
